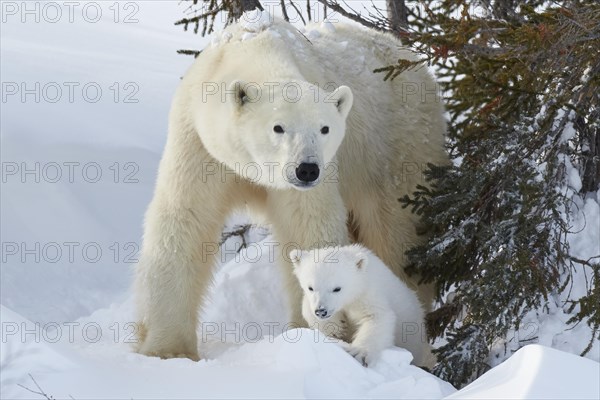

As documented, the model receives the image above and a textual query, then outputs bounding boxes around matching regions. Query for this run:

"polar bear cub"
[291,244,429,367]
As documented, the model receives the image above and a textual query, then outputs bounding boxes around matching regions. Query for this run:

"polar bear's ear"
[289,249,303,265]
[330,86,353,119]
[228,80,260,109]
[355,253,368,270]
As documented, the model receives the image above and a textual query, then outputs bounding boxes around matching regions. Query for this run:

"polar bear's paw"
[147,350,200,361]
[319,317,351,342]
[347,345,370,367]
[329,318,349,341]
[135,325,200,361]
[138,343,200,361]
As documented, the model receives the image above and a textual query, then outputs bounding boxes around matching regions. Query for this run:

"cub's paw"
[322,319,348,341]
[347,346,370,367]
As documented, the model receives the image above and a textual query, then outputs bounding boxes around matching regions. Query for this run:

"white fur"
[292,245,430,367]
[134,17,447,360]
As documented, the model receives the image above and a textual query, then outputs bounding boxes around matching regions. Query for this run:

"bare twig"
[288,1,306,25]
[17,374,56,400]
[220,224,254,252]
[280,0,290,21]
[177,49,202,57]
[569,255,600,266]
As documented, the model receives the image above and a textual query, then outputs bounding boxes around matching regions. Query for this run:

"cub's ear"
[330,85,353,119]
[355,252,368,270]
[289,249,304,266]
[228,80,260,109]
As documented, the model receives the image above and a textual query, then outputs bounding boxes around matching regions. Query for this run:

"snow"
[446,345,600,399]
[564,154,583,195]
[241,32,257,42]
[3,297,597,399]
[1,263,455,399]
[241,10,274,33]
[306,29,322,40]
[2,1,599,399]
[321,19,337,33]
[489,123,600,367]
[2,222,457,398]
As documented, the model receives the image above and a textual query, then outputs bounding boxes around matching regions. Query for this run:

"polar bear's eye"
[333,287,341,293]
[273,125,284,134]
[308,286,313,291]
[321,126,329,134]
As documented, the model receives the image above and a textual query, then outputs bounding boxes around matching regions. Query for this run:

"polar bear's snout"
[296,163,319,183]
[315,307,330,319]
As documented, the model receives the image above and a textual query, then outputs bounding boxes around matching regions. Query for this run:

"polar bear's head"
[291,245,368,320]
[198,80,353,190]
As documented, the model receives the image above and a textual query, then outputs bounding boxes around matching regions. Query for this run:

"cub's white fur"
[292,245,430,367]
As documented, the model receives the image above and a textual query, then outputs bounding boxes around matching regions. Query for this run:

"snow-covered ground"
[2,2,599,399]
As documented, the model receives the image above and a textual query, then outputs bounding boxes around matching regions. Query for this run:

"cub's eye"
[320,126,329,134]
[333,287,341,293]
[273,125,284,133]
[308,286,314,292]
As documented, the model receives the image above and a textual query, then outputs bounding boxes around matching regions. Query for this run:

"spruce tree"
[395,0,600,387]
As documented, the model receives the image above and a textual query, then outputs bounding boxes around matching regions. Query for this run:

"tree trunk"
[386,0,408,36]
[580,125,600,193]
[231,0,263,19]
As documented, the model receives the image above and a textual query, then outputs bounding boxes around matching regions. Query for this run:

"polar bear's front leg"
[134,204,223,360]
[267,181,349,326]
[348,310,396,366]
[133,132,240,360]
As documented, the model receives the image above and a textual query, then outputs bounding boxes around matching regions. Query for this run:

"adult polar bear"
[134,13,447,360]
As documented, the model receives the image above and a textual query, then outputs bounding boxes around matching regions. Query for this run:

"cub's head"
[291,245,367,320]
[198,80,353,190]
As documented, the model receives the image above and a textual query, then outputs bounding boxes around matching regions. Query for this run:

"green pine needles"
[397,0,600,387]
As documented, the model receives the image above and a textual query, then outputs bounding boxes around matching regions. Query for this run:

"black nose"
[296,163,320,183]
[315,308,328,318]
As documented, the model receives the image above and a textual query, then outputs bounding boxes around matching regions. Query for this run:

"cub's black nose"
[296,163,319,183]
[315,307,328,318]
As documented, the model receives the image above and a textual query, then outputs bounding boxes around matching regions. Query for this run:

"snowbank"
[447,344,600,399]
[1,305,455,399]
[4,302,598,399]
